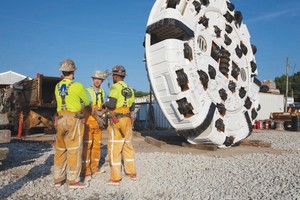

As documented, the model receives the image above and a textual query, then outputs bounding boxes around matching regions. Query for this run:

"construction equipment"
[144,0,260,147]
[0,74,61,136]
[270,109,300,131]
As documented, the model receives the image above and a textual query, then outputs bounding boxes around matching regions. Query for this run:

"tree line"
[274,71,300,102]
[134,90,150,98]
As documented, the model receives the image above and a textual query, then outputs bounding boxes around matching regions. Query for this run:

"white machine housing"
[145,0,260,147]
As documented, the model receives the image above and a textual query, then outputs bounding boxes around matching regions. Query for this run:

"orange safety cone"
[265,120,269,129]
[256,120,261,129]
[17,111,23,139]
[253,120,257,129]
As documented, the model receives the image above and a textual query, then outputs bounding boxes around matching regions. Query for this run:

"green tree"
[291,72,300,102]
[274,75,286,95]
[274,72,300,102]
[134,90,150,97]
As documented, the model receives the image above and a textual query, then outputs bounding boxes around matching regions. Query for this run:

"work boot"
[85,175,92,182]
[54,181,63,188]
[68,182,89,189]
[95,168,106,174]
[107,180,120,186]
[125,174,137,181]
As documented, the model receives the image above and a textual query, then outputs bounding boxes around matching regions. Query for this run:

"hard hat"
[91,70,107,80]
[112,65,127,76]
[59,59,77,72]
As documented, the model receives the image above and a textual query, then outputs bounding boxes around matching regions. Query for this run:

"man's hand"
[92,107,107,118]
[95,115,106,129]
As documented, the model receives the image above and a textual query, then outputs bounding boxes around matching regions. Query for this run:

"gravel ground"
[0,130,299,200]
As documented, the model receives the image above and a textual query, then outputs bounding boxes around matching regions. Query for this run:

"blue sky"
[0,0,299,92]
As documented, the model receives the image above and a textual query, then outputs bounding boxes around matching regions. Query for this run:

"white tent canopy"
[0,71,28,85]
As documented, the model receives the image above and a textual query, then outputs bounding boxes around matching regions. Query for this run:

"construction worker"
[53,59,90,189]
[81,70,108,181]
[105,65,136,186]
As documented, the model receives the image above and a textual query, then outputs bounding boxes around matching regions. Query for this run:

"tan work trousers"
[107,116,136,181]
[53,114,84,184]
[82,122,102,176]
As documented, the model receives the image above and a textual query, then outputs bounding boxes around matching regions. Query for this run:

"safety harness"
[107,82,133,138]
[91,86,104,106]
[118,82,133,107]
[57,82,85,120]
[57,81,74,110]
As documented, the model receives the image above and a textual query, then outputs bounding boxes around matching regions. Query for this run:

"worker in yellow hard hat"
[81,70,109,181]
[104,65,136,186]
[53,59,90,189]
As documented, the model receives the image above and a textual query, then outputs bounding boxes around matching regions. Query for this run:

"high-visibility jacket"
[86,86,105,108]
[86,86,105,124]
[55,78,90,112]
[82,87,105,176]
[107,80,136,182]
[108,81,135,113]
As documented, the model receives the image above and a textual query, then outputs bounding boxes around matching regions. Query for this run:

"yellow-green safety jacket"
[86,86,105,108]
[55,78,90,112]
[108,81,135,113]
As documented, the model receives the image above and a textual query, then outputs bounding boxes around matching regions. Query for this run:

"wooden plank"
[0,130,11,143]
[144,136,166,148]
[0,113,9,125]
[182,142,217,151]
[133,131,142,137]
[239,139,271,148]
[0,147,9,162]
[158,135,186,142]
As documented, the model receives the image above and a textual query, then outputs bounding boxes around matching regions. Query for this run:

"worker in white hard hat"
[81,70,109,181]
[53,59,90,189]
[104,65,136,186]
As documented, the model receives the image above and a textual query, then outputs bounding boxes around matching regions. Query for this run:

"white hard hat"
[91,70,107,79]
[112,65,127,76]
[59,59,77,72]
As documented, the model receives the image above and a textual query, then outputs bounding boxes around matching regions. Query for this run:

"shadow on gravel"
[99,144,108,168]
[0,140,53,198]
[0,139,53,170]
[138,129,188,146]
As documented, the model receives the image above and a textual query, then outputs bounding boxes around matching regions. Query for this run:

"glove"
[95,116,106,129]
[92,109,106,117]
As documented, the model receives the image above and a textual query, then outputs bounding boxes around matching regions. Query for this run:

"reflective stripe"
[125,159,135,162]
[83,140,92,143]
[111,162,121,166]
[125,140,131,143]
[110,127,122,166]
[56,147,66,151]
[95,159,100,162]
[77,120,83,176]
[108,139,125,143]
[67,146,80,151]
[82,160,91,163]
